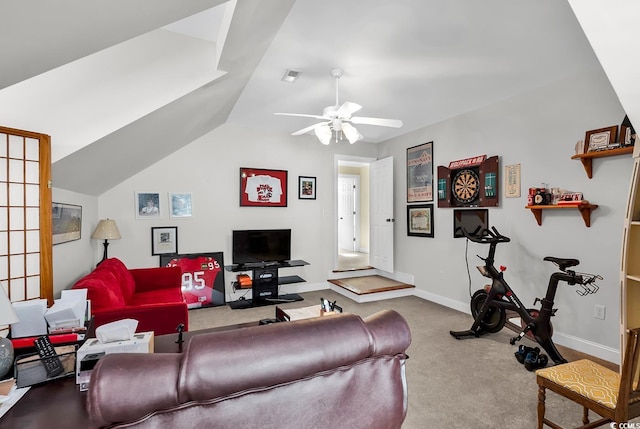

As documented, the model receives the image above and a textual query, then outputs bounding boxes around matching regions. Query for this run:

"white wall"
[51,188,98,297]
[379,69,628,359]
[96,125,377,302]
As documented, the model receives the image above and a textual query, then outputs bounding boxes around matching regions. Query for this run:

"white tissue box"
[75,331,154,388]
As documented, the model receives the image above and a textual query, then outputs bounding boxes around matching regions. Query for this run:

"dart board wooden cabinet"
[437,155,499,208]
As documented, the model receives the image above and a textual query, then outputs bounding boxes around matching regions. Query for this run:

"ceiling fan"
[275,68,403,145]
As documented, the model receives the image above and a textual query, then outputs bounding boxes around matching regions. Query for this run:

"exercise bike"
[449,226,602,364]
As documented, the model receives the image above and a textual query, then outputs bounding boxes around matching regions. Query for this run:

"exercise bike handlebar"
[460,226,510,244]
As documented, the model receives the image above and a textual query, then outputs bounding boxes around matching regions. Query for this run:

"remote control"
[34,336,65,378]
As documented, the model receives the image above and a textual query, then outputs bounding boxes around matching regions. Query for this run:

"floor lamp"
[91,219,122,265]
[0,288,19,378]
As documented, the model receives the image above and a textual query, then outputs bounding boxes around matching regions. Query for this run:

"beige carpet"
[188,289,634,428]
[328,275,414,294]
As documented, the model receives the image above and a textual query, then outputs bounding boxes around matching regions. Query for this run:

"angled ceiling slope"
[0,0,296,196]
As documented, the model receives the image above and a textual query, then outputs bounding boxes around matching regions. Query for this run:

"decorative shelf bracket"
[525,204,598,227]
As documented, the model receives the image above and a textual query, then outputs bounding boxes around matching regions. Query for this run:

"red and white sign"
[449,155,486,170]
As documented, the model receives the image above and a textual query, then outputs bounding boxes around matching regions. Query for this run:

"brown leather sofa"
[87,309,411,429]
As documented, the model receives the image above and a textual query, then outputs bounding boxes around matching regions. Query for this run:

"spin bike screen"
[453,209,489,238]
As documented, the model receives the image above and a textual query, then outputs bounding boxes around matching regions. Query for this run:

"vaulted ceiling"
[0,0,637,196]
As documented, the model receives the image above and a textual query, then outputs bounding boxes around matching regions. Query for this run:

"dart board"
[452,169,480,204]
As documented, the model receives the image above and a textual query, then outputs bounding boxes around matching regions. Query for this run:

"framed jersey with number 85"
[160,252,226,308]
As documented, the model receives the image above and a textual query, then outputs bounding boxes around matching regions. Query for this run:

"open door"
[369,156,394,272]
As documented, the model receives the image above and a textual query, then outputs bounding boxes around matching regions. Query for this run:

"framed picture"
[52,202,82,245]
[169,193,193,218]
[407,142,434,202]
[136,192,161,219]
[407,204,434,237]
[504,164,521,198]
[160,252,226,308]
[239,167,288,207]
[298,176,316,200]
[585,126,618,152]
[151,226,178,255]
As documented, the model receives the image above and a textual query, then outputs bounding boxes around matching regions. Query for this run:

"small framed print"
[585,126,618,152]
[298,176,316,200]
[136,192,161,219]
[504,164,521,198]
[170,193,193,218]
[151,226,178,255]
[407,204,434,237]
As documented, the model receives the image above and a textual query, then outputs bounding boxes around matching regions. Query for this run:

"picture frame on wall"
[239,167,288,207]
[504,164,521,198]
[136,192,161,219]
[585,126,618,152]
[298,176,316,200]
[407,141,434,203]
[407,204,434,237]
[151,226,178,255]
[169,193,193,218]
[52,202,82,245]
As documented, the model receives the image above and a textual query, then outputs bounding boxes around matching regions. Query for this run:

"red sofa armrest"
[130,266,182,293]
[92,303,188,336]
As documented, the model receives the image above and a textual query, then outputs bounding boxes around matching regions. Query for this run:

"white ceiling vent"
[281,69,301,83]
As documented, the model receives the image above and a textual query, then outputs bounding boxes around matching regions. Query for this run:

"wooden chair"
[536,327,640,428]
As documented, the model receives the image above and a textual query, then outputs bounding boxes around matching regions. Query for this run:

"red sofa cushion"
[96,258,136,303]
[130,288,183,306]
[73,269,125,311]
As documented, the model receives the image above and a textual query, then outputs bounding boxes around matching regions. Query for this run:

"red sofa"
[71,258,188,336]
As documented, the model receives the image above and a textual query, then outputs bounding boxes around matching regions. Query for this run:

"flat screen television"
[453,209,489,238]
[232,229,291,266]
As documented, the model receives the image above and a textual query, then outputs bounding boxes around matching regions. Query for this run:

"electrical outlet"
[594,305,606,320]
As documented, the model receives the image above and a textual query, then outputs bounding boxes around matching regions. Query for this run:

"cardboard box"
[75,331,154,390]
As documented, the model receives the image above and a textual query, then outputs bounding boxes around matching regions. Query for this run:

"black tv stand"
[225,260,309,310]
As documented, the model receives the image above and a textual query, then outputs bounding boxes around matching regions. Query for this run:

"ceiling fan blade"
[336,101,362,118]
[291,122,328,136]
[275,112,327,120]
[350,116,403,128]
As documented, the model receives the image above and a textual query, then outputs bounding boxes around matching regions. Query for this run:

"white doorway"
[335,156,373,271]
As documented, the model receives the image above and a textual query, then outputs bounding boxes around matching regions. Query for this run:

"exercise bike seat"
[543,256,579,271]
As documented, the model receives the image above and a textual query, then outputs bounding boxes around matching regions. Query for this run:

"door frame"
[333,154,376,269]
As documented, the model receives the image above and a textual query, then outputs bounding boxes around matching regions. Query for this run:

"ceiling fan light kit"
[275,68,403,145]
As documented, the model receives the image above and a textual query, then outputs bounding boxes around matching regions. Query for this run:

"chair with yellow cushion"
[535,327,640,429]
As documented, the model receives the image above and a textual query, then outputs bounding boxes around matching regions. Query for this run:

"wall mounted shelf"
[525,204,598,227]
[571,146,633,178]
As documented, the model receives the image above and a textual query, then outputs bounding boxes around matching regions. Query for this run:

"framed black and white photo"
[151,226,178,255]
[136,192,161,219]
[169,193,193,218]
[298,176,316,200]
[407,204,434,237]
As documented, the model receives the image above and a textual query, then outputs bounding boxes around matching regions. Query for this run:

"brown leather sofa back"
[87,309,411,429]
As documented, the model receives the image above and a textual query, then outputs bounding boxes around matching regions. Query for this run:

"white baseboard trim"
[552,331,620,364]
[412,288,470,314]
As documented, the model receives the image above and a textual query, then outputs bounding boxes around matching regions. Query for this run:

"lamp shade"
[91,219,122,240]
[0,287,19,327]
